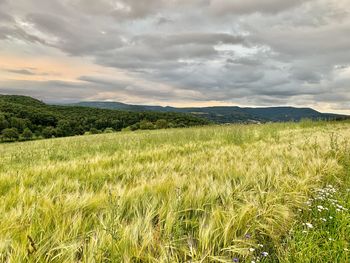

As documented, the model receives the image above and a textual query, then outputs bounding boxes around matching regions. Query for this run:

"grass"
[0,121,349,262]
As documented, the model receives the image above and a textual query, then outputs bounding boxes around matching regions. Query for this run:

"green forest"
[0,95,210,142]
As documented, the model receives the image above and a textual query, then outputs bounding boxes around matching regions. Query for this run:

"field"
[0,121,349,262]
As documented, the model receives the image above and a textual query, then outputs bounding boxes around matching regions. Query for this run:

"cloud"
[208,0,311,15]
[1,67,58,76]
[0,11,12,22]
[3,68,36,75]
[0,0,349,113]
[156,16,173,25]
[0,79,92,103]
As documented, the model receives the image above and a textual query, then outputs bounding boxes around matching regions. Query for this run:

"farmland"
[0,121,349,262]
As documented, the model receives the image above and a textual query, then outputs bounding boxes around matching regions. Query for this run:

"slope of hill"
[0,95,210,142]
[1,122,349,261]
[69,101,347,123]
[0,95,46,107]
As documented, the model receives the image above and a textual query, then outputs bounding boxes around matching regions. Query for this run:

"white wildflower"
[305,223,313,229]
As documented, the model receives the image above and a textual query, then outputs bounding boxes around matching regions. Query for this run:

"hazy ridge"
[68,101,348,123]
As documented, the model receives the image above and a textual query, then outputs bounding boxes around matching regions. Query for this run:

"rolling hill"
[1,121,350,261]
[68,101,347,123]
[0,95,209,142]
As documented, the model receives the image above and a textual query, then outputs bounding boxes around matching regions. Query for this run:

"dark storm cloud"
[0,0,349,112]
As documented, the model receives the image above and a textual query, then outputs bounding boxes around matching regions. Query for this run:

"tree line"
[0,95,210,142]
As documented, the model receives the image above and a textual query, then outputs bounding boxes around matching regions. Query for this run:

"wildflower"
[245,234,251,239]
[258,244,264,248]
[261,252,268,257]
[302,230,307,233]
[320,218,327,222]
[329,216,333,219]
[249,248,255,252]
[317,205,324,210]
[328,238,335,241]
[251,261,256,263]
[305,223,313,229]
[233,258,239,262]
[344,248,349,251]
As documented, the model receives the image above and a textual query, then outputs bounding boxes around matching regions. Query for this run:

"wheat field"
[0,121,349,262]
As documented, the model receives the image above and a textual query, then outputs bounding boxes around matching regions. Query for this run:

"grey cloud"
[209,0,312,15]
[0,11,12,22]
[70,0,181,21]
[3,68,36,75]
[137,33,245,47]
[0,0,349,112]
[2,68,59,76]
[226,57,262,66]
[25,12,123,55]
[78,75,204,101]
[78,76,129,89]
[290,67,323,84]
[0,79,94,103]
[0,24,47,44]
[92,32,245,73]
[26,13,67,35]
[95,43,218,71]
[249,23,350,57]
[71,0,309,20]
[156,17,173,25]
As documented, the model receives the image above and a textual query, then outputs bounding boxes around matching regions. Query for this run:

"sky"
[0,0,349,114]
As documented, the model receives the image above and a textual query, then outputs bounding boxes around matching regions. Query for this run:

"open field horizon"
[1,1,350,261]
[0,121,349,262]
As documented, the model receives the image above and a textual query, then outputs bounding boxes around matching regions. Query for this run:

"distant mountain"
[68,101,348,123]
